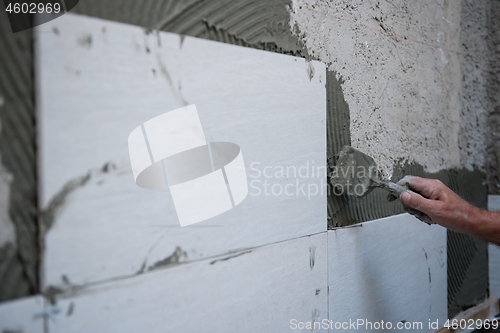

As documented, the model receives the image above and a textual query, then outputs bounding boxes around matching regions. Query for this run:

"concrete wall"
[291,0,499,192]
[0,0,498,330]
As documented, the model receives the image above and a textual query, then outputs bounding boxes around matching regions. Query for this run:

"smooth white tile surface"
[489,195,500,298]
[48,233,327,333]
[0,296,45,333]
[328,214,447,332]
[143,105,206,162]
[489,195,500,212]
[37,14,326,287]
[489,243,500,299]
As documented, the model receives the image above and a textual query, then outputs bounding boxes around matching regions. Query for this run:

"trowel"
[330,146,434,225]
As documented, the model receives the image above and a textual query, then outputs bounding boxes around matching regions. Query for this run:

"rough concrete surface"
[290,0,498,189]
[485,0,500,194]
[459,0,500,195]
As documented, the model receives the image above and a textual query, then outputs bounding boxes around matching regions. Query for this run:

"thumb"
[400,191,434,214]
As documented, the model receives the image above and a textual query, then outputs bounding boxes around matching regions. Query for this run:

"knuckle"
[430,201,444,217]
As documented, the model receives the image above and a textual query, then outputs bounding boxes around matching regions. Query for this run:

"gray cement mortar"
[0,3,38,300]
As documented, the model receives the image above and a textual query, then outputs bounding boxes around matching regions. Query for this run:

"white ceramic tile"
[37,14,326,288]
[489,243,500,299]
[48,233,327,333]
[489,195,500,298]
[0,296,45,333]
[328,214,447,332]
[489,195,500,212]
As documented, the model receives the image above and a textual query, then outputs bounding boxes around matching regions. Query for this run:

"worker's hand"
[396,175,480,234]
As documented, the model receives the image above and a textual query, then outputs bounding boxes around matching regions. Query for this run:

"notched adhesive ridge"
[72,0,310,58]
[0,4,37,300]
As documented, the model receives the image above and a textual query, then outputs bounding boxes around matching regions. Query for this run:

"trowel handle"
[386,182,435,225]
